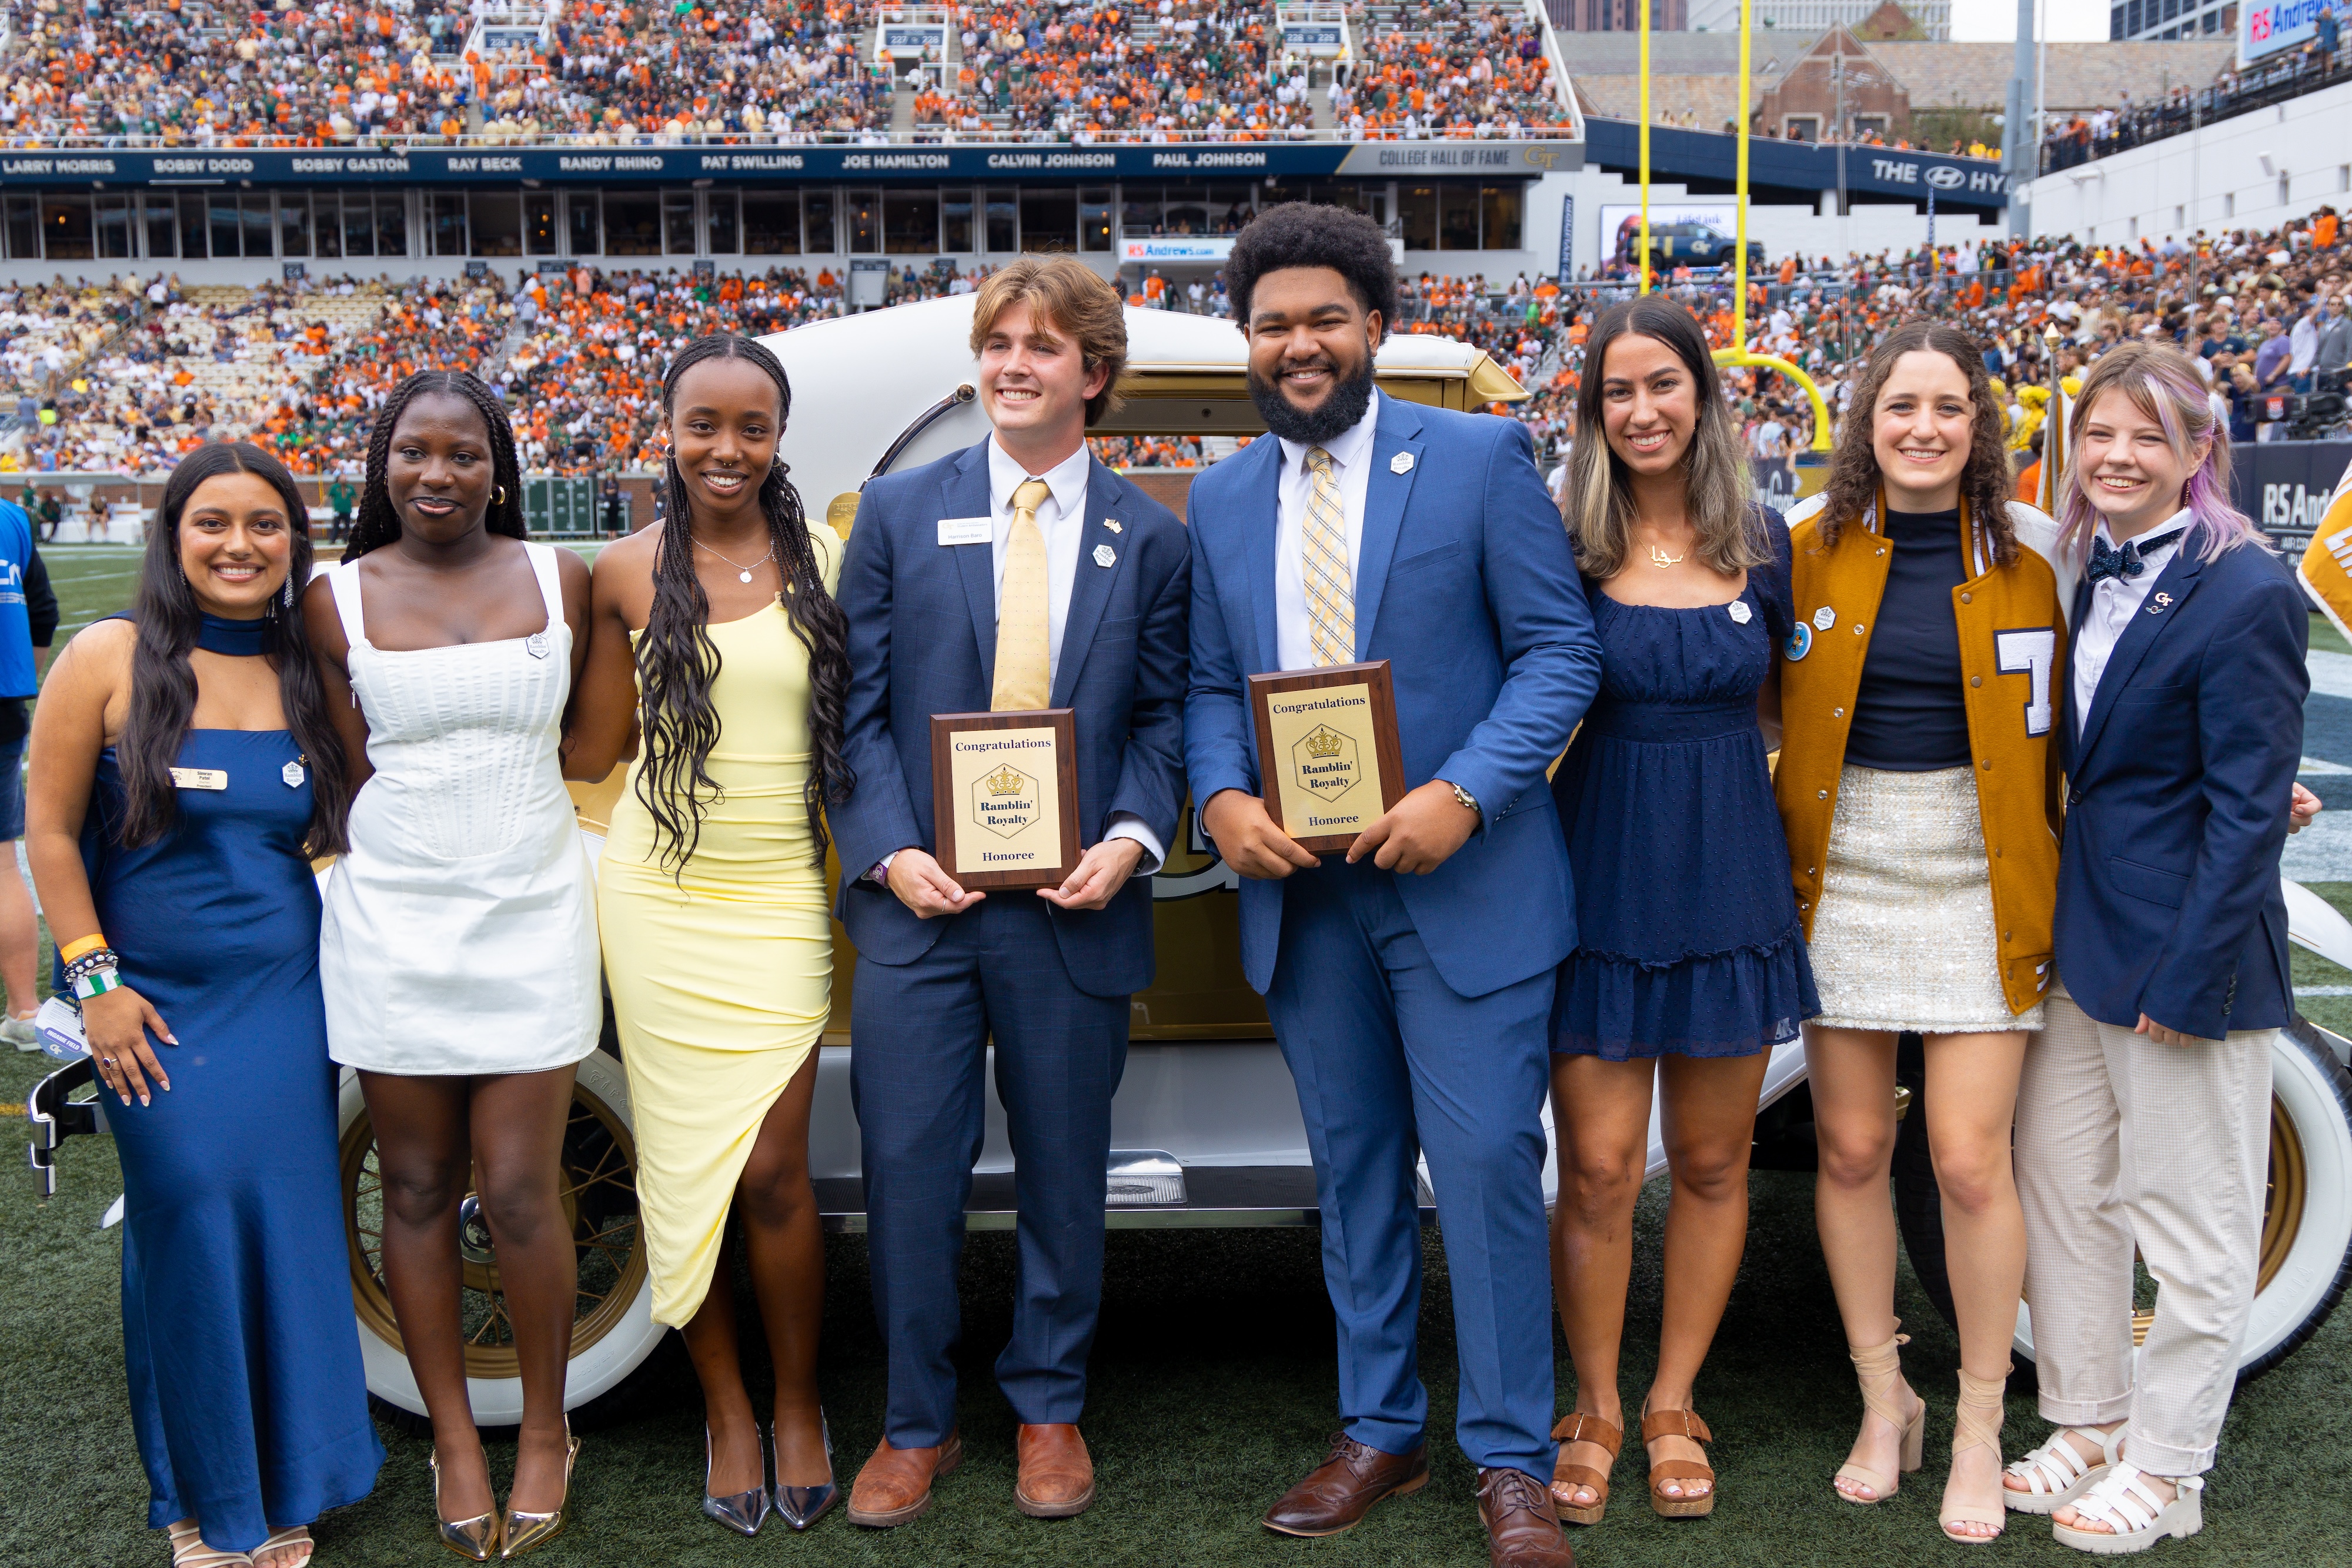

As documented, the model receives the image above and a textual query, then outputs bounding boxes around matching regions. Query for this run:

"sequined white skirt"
[1809,764,2044,1034]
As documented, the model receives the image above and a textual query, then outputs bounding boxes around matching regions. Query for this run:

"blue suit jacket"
[1183,394,1600,998]
[828,439,1190,998]
[2055,537,2307,1041]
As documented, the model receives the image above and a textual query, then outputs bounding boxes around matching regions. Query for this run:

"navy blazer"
[829,439,1190,997]
[2055,534,2307,1041]
[1183,393,1601,999]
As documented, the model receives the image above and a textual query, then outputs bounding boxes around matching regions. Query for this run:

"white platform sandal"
[2052,1466,2204,1554]
[166,1520,253,1568]
[2006,1425,2124,1514]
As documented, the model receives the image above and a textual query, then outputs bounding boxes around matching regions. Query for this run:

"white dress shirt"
[2073,509,2186,736]
[1272,390,1381,673]
[878,437,1161,878]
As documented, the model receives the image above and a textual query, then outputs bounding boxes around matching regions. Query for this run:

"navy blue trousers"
[1265,855,1558,1478]
[850,894,1129,1447]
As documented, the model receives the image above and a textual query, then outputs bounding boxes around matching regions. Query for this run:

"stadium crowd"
[1,0,1571,148]
[6,208,2346,492]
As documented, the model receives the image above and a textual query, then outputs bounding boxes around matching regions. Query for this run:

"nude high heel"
[1834,1325,1925,1505]
[1940,1368,2010,1544]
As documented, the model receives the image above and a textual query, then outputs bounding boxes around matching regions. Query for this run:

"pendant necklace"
[1647,543,1686,569]
[696,537,774,584]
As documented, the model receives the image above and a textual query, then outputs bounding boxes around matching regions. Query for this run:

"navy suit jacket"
[1183,393,1600,999]
[2056,535,2307,1041]
[829,439,1190,998]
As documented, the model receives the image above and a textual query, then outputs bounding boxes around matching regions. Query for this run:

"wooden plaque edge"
[929,709,1081,891]
[1247,661,1405,855]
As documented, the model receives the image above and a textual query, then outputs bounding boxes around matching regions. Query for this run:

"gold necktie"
[1302,446,1354,667]
[991,476,1054,711]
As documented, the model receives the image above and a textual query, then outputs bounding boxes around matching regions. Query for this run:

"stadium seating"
[7,212,2346,484]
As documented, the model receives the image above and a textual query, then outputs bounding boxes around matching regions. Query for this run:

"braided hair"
[636,333,852,870]
[344,371,528,559]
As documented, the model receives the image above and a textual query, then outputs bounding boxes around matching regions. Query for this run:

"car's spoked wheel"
[338,1049,662,1423]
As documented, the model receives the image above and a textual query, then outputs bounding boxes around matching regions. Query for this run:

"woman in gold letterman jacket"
[1772,320,2076,1547]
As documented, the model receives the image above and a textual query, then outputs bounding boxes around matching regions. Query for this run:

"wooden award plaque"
[1248,661,1405,854]
[930,708,1080,890]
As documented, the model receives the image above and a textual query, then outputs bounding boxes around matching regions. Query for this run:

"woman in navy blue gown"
[1542,298,1818,1529]
[27,443,379,1568]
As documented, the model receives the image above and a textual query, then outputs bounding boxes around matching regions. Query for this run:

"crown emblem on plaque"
[1303,725,1346,760]
[985,763,1027,797]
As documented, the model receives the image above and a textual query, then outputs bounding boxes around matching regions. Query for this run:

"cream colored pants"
[2013,984,2273,1477]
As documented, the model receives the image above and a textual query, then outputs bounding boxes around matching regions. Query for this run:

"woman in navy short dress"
[1543,298,1816,1529]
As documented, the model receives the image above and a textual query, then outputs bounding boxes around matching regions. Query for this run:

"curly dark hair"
[635,333,853,871]
[119,442,351,855]
[1225,201,1398,328]
[344,371,528,559]
[1818,319,2018,564]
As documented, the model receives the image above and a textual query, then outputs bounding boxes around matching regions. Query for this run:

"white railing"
[1275,2,1352,64]
[1520,0,1585,141]
[873,5,956,91]
[462,3,552,61]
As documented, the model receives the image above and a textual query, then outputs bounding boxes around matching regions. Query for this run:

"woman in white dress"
[303,371,599,1563]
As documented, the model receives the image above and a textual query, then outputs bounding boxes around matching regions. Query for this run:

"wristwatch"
[1447,781,1481,820]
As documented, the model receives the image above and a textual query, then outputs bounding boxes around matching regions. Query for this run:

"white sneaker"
[1,1012,38,1051]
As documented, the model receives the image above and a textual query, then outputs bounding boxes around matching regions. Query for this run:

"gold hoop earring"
[494,485,506,506]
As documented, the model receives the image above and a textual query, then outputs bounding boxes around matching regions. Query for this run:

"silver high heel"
[701,1423,771,1537]
[771,1411,838,1532]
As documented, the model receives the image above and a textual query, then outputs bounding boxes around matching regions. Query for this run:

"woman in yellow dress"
[566,334,853,1536]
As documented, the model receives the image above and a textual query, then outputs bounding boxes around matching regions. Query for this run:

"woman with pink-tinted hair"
[2000,340,2307,1554]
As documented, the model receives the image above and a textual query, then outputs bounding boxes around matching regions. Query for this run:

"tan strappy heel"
[1940,1368,2010,1544]
[1548,1411,1623,1525]
[1641,1406,1718,1518]
[1834,1325,1925,1505]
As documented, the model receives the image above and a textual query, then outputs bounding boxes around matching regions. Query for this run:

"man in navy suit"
[830,257,1189,1527]
[2007,348,2306,1552]
[1184,204,1599,1567]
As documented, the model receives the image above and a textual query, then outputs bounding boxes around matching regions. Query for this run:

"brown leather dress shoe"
[1261,1433,1431,1537]
[1014,1424,1096,1518]
[1476,1467,1575,1568]
[846,1431,963,1529]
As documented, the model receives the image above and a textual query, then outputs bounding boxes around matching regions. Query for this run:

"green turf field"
[3,549,2348,1566]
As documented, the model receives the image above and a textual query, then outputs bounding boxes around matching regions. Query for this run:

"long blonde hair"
[1564,295,1765,578]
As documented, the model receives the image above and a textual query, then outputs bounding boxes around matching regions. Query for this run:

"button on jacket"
[1773,493,2079,1017]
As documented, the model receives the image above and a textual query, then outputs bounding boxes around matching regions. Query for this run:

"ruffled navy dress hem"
[1552,921,1819,1061]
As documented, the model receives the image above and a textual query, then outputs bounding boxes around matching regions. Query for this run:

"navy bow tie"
[2086,527,2186,586]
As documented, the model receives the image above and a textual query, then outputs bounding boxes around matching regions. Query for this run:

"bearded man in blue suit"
[1183,203,1600,1568]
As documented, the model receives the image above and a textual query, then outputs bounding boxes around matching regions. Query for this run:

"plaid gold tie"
[1302,446,1354,667]
[991,476,1054,711]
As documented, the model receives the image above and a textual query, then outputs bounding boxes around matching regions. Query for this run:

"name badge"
[170,767,228,791]
[937,516,992,547]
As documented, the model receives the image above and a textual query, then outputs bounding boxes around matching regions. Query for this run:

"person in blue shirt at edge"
[0,484,57,1049]
[828,256,1191,1532]
[2001,341,2310,1554]
[1182,202,1601,1568]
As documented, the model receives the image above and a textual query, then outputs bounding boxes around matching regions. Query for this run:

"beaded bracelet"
[61,947,120,987]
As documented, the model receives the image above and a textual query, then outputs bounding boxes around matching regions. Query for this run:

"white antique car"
[30,300,2352,1426]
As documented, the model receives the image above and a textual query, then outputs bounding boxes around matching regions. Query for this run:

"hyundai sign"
[2240,0,2328,65]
